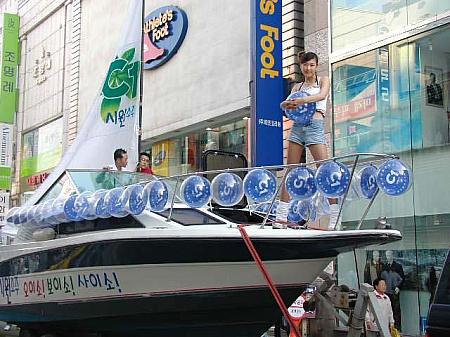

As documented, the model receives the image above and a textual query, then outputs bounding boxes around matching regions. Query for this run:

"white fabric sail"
[26,0,142,206]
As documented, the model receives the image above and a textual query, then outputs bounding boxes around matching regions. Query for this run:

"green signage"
[0,13,20,124]
[0,167,11,190]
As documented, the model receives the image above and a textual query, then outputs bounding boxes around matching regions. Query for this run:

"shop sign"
[143,6,188,70]
[32,47,52,85]
[0,123,13,190]
[0,192,9,222]
[26,172,49,186]
[152,140,169,176]
[21,119,63,178]
[251,0,283,166]
[0,13,20,124]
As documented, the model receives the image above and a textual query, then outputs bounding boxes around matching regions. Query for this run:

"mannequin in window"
[426,72,443,106]
[381,250,404,331]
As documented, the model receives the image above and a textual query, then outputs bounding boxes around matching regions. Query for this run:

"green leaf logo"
[101,48,140,124]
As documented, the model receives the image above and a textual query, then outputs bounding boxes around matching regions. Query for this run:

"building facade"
[330,1,450,335]
[0,0,305,205]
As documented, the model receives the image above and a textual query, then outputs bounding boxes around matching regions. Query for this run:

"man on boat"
[96,148,130,189]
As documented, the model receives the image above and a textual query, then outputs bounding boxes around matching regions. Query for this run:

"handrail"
[15,153,397,231]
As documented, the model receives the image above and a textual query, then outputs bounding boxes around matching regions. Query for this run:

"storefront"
[19,118,63,203]
[330,1,450,335]
[138,2,253,173]
[145,118,249,176]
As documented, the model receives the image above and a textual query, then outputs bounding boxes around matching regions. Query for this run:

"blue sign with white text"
[251,0,283,166]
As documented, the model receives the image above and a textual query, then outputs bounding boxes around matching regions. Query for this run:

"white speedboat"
[0,165,401,337]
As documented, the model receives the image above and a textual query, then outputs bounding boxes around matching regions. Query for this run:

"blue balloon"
[26,206,38,226]
[18,207,29,224]
[376,159,412,196]
[49,198,69,223]
[288,200,304,223]
[211,173,244,207]
[93,190,109,218]
[243,169,277,203]
[180,176,212,208]
[33,204,46,226]
[41,200,58,225]
[254,200,279,215]
[126,184,148,215]
[358,165,379,199]
[313,193,331,216]
[105,187,128,217]
[64,194,83,221]
[6,207,20,225]
[281,91,317,126]
[74,192,96,220]
[315,161,351,197]
[146,180,169,212]
[285,167,317,200]
[297,199,313,221]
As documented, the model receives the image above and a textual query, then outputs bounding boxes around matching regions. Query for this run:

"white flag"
[27,0,142,205]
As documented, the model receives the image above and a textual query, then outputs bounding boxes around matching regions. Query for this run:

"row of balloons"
[6,158,411,226]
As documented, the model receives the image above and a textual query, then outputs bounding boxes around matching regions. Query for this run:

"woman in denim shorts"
[278,51,339,230]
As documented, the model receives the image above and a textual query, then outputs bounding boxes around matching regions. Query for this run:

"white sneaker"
[273,201,289,229]
[328,204,342,230]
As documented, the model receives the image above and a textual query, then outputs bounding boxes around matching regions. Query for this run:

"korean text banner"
[0,13,20,124]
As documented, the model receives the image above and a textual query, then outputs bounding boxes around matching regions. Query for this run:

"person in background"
[366,278,395,335]
[136,152,153,175]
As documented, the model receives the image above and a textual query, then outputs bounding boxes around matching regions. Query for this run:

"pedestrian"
[277,51,339,230]
[136,152,154,175]
[365,278,395,336]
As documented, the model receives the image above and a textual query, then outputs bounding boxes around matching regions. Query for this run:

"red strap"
[238,225,302,337]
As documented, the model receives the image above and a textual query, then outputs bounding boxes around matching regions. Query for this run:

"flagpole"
[138,0,145,155]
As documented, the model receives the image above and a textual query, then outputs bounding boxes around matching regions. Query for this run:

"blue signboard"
[143,6,188,70]
[251,0,284,166]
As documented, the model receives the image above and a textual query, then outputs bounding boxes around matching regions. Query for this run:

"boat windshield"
[40,170,154,202]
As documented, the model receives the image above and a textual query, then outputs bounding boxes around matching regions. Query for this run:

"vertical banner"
[0,123,13,190]
[26,0,142,206]
[251,0,283,167]
[0,13,20,124]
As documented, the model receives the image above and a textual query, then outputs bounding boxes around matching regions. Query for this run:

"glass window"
[155,208,226,226]
[331,0,450,52]
[333,25,450,336]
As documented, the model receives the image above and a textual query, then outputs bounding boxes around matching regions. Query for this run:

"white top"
[365,290,395,331]
[293,77,327,113]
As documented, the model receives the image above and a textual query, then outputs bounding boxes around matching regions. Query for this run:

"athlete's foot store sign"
[142,6,188,70]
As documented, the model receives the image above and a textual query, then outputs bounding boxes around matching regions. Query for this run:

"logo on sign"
[101,47,140,128]
[143,6,188,70]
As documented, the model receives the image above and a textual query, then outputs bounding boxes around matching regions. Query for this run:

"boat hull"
[6,285,305,337]
[0,229,401,336]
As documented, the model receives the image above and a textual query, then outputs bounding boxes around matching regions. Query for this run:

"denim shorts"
[288,119,327,146]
